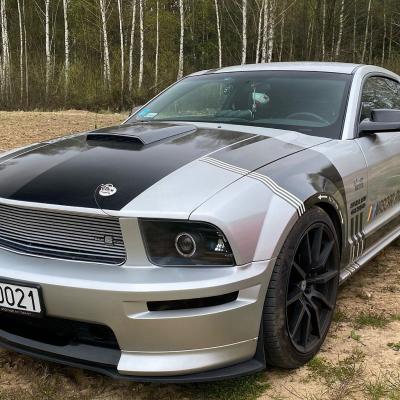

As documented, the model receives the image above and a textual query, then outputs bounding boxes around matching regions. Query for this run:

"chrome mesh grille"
[0,203,126,264]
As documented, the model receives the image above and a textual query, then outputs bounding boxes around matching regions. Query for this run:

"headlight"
[139,220,235,266]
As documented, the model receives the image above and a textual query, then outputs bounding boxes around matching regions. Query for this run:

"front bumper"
[0,248,274,380]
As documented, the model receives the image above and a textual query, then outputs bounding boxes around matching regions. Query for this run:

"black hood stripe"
[0,124,256,210]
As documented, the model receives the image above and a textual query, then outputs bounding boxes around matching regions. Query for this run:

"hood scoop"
[86,122,197,146]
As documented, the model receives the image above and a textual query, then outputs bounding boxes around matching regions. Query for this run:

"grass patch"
[354,312,390,329]
[350,330,361,342]
[364,372,400,400]
[184,374,270,400]
[332,308,350,324]
[307,350,365,399]
[387,342,400,351]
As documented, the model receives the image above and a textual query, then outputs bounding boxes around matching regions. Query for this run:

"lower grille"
[0,312,119,349]
[0,203,126,264]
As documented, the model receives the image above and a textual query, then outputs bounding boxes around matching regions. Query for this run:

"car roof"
[189,62,362,76]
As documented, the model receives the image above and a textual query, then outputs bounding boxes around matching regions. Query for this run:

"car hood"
[0,122,329,212]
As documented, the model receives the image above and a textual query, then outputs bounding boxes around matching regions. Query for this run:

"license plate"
[0,280,43,316]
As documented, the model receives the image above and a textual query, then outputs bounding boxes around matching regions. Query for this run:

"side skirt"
[339,223,400,284]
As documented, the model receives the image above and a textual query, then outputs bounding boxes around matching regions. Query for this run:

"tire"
[262,206,340,368]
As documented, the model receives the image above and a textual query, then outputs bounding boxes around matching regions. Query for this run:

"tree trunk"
[369,14,373,64]
[266,0,275,63]
[255,0,263,63]
[138,0,144,88]
[381,0,386,65]
[128,0,136,93]
[353,0,357,62]
[241,0,247,64]
[155,0,159,86]
[177,0,184,79]
[63,0,70,97]
[388,16,392,61]
[117,0,124,106]
[279,2,285,61]
[261,0,269,63]
[17,0,24,103]
[335,0,344,60]
[99,0,111,90]
[321,0,326,61]
[361,0,371,63]
[45,0,51,98]
[0,0,11,99]
[214,0,222,68]
[23,0,28,105]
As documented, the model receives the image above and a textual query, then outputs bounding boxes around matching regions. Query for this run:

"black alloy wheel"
[262,207,340,368]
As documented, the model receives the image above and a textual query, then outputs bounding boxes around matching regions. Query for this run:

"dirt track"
[0,111,399,400]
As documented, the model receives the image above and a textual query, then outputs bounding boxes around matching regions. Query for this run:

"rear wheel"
[262,207,339,368]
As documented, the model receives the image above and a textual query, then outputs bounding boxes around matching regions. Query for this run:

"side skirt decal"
[200,156,305,217]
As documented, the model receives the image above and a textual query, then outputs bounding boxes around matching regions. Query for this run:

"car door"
[356,76,400,249]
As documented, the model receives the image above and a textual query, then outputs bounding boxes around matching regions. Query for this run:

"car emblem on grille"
[99,183,117,197]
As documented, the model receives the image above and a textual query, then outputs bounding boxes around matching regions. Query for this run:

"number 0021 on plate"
[0,280,43,316]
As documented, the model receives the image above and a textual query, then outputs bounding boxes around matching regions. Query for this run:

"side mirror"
[359,109,400,136]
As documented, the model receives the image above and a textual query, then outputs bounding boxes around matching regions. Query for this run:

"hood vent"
[86,122,197,146]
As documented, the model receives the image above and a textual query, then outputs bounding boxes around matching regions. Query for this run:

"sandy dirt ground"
[0,111,399,400]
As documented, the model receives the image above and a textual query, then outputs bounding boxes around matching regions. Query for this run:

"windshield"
[127,71,352,139]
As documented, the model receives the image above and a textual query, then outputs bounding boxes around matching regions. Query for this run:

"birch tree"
[117,0,124,103]
[353,0,357,62]
[241,0,247,64]
[255,0,263,63]
[23,0,28,104]
[99,0,111,89]
[261,0,269,63]
[17,0,24,102]
[63,0,70,95]
[45,0,51,97]
[361,0,372,63]
[138,0,144,89]
[266,0,275,63]
[381,0,386,65]
[177,0,184,79]
[128,0,136,93]
[335,0,344,60]
[214,0,222,68]
[321,0,326,61]
[279,4,285,61]
[155,0,159,86]
[0,0,11,98]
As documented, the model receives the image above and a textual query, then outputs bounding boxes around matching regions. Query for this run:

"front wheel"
[262,207,340,368]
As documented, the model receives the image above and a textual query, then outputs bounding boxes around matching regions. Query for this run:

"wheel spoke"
[302,306,312,346]
[303,233,313,266]
[311,226,323,263]
[291,304,306,338]
[292,261,306,279]
[307,298,322,338]
[287,289,303,306]
[319,240,334,266]
[311,288,334,310]
[308,269,338,284]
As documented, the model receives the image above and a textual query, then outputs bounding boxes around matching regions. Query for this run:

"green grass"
[307,350,365,399]
[182,374,270,400]
[364,373,400,400]
[332,308,350,324]
[354,312,391,329]
[387,342,400,351]
[350,330,361,342]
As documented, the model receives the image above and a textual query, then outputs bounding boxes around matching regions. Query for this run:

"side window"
[360,77,400,121]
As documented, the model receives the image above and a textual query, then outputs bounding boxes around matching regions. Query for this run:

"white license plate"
[0,281,42,315]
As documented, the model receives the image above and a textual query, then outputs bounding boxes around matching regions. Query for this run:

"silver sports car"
[0,62,399,382]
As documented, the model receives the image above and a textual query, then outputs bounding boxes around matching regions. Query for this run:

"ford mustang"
[0,62,399,382]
